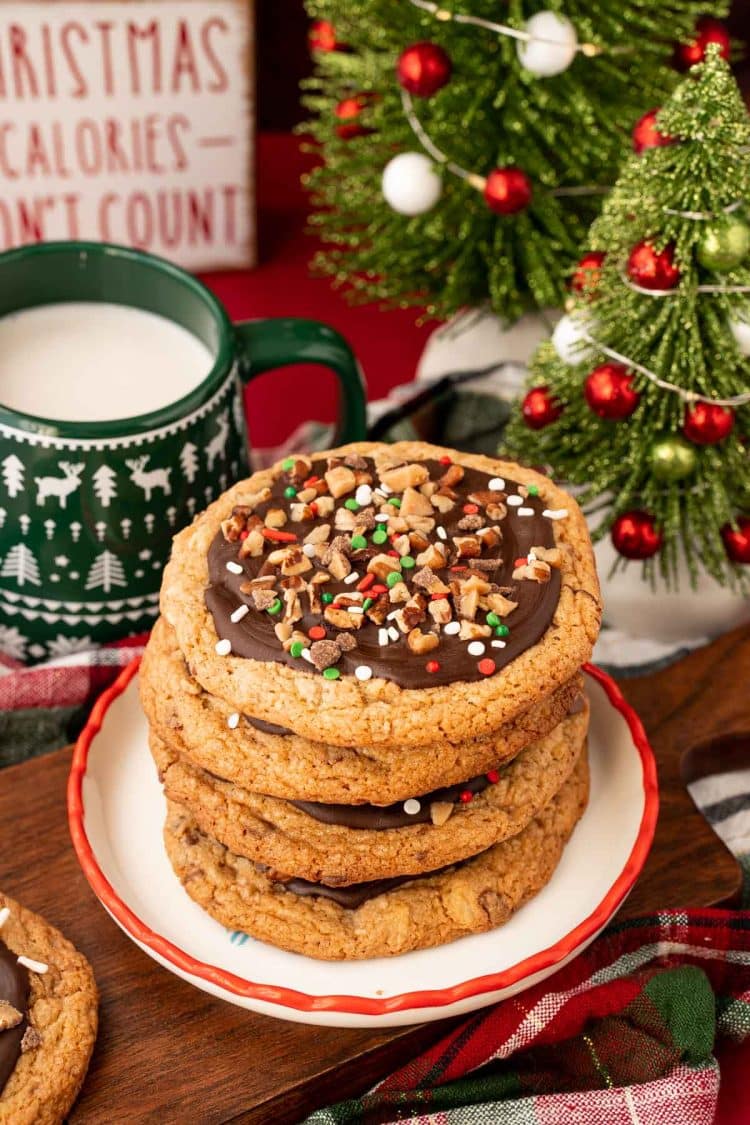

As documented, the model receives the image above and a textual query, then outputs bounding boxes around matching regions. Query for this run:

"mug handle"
[234,318,367,444]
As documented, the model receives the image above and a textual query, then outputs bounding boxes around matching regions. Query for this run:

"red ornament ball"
[676,17,730,70]
[584,363,640,420]
[611,511,663,560]
[335,95,372,139]
[683,401,735,445]
[632,108,675,155]
[396,42,452,98]
[483,166,532,215]
[722,517,750,564]
[570,251,606,296]
[521,385,563,429]
[309,19,338,52]
[627,241,681,291]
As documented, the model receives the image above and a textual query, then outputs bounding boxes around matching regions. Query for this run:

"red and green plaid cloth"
[307,910,750,1124]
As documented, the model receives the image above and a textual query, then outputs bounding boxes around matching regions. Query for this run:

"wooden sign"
[0,1,255,270]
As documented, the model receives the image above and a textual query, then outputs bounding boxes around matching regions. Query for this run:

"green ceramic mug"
[0,240,366,661]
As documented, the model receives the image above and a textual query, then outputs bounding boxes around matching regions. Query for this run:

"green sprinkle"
[282,457,295,471]
[267,599,282,616]
[344,498,360,511]
[400,555,415,569]
[350,534,367,550]
[486,612,500,627]
[386,570,402,588]
[528,485,539,496]
[362,597,373,611]
[372,528,388,545]
[284,485,297,498]
[387,497,401,508]
[495,624,510,637]
[290,641,304,658]
[322,667,340,680]
[321,592,334,604]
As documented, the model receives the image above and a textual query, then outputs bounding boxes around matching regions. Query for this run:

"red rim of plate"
[68,658,658,1016]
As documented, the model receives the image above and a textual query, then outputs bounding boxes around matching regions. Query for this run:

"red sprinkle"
[430,592,447,600]
[450,565,467,572]
[262,528,297,543]
[310,502,319,516]
[303,475,321,487]
[463,503,479,515]
[478,658,496,676]
[439,456,452,465]
[357,573,375,592]
[370,584,387,596]
[387,549,400,558]
[459,790,474,804]
[514,557,528,569]
[308,625,326,640]
[239,530,249,540]
[425,660,440,674]
[486,769,500,784]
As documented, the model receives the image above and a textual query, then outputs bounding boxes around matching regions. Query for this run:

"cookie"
[163,751,589,960]
[0,893,97,1125]
[141,616,585,804]
[159,441,601,750]
[151,704,588,885]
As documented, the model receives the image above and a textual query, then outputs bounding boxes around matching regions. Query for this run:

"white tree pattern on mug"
[1,454,24,498]
[179,442,200,483]
[85,550,127,593]
[92,464,118,508]
[1,544,41,587]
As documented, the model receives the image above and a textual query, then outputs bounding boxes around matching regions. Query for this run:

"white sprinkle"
[527,550,537,562]
[507,495,522,507]
[303,543,317,557]
[378,627,389,646]
[355,665,373,681]
[467,641,486,656]
[517,507,535,517]
[379,482,392,495]
[215,638,232,656]
[489,477,505,491]
[348,606,364,615]
[543,508,569,520]
[491,639,507,649]
[230,605,249,624]
[437,526,447,541]
[375,513,390,523]
[301,647,314,663]
[386,610,400,621]
[344,571,360,585]
[443,621,460,636]
[225,560,243,574]
[355,484,372,506]
[403,798,421,816]
[227,712,240,729]
[0,907,9,930]
[388,626,399,642]
[17,955,48,974]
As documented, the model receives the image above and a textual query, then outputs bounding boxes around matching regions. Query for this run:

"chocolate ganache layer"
[280,861,458,909]
[206,454,562,689]
[291,772,492,830]
[0,937,29,1094]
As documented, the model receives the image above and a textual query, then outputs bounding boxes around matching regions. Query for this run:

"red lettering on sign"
[9,25,39,99]
[171,21,200,93]
[202,18,229,92]
[61,23,88,99]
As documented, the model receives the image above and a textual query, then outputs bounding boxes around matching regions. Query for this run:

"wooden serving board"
[1,626,749,1123]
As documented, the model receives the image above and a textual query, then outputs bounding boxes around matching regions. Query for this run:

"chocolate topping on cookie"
[206,455,563,688]
[0,936,29,1094]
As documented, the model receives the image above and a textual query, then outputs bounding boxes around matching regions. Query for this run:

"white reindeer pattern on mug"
[34,462,85,509]
[125,456,172,502]
[206,410,230,471]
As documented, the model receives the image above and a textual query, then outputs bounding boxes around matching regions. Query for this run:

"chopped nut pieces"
[325,465,357,498]
[309,639,342,671]
[379,462,430,492]
[430,801,454,827]
[407,628,439,654]
[0,1000,22,1031]
[20,1026,42,1053]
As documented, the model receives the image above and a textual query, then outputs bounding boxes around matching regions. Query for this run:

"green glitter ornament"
[649,435,697,481]
[697,216,750,272]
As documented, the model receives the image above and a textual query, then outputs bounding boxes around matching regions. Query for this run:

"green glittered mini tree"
[302,2,725,324]
[505,47,750,588]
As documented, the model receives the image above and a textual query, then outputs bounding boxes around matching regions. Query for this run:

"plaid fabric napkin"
[307,910,750,1125]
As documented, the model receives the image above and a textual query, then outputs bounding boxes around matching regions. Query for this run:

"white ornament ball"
[382,152,442,216]
[517,11,578,77]
[729,316,750,356]
[552,312,597,365]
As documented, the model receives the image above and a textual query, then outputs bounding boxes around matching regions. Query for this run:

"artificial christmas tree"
[506,47,750,639]
[302,1,726,323]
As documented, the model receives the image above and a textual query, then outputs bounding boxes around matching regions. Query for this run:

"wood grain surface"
[1,625,748,1123]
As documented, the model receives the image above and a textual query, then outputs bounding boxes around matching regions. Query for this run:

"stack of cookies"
[141,441,601,960]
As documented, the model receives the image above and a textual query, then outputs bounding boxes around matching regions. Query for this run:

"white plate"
[68,662,657,1028]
